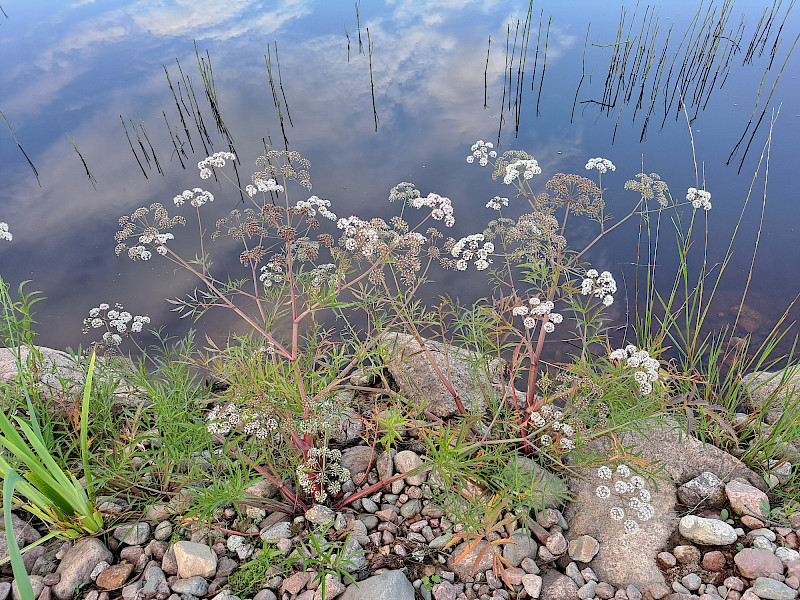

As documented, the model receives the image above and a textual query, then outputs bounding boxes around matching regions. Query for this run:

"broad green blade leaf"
[4,470,35,600]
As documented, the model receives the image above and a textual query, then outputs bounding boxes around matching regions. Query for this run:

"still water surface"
[1,1,798,361]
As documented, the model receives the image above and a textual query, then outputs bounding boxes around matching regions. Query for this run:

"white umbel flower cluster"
[609,344,660,395]
[466,140,497,166]
[83,302,150,346]
[295,196,336,221]
[246,178,284,196]
[528,403,576,452]
[259,261,285,287]
[581,268,617,307]
[503,158,542,185]
[686,187,712,211]
[206,401,278,440]
[410,192,455,227]
[0,222,11,241]
[585,157,616,174]
[595,463,654,534]
[337,216,381,258]
[197,151,236,179]
[486,196,508,211]
[451,233,493,271]
[173,188,214,208]
[516,297,562,333]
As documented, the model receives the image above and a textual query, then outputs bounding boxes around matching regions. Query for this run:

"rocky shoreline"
[1,342,799,600]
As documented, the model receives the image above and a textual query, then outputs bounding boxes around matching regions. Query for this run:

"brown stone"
[733,548,784,579]
[702,550,727,572]
[96,563,134,590]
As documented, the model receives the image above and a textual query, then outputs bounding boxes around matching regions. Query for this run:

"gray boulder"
[53,538,113,600]
[563,464,676,592]
[340,570,415,600]
[381,333,513,417]
[0,513,41,564]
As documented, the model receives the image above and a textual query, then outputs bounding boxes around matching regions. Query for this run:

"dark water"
[1,1,798,361]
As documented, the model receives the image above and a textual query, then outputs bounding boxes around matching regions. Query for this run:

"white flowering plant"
[114,149,458,510]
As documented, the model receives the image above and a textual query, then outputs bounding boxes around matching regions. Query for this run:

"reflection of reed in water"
[2,111,40,186]
[568,0,796,167]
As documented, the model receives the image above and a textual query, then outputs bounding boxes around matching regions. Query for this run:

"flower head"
[686,187,712,211]
[585,157,616,174]
[0,222,12,241]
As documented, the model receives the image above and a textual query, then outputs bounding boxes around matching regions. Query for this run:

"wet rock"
[53,538,113,600]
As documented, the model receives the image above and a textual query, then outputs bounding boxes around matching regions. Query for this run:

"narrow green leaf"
[4,471,35,600]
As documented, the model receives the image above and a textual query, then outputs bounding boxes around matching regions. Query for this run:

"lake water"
[1,0,798,365]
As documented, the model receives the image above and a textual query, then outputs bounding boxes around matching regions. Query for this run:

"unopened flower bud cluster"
[595,464,654,534]
[512,297,562,333]
[528,403,576,451]
[503,158,542,185]
[197,151,236,179]
[465,140,497,166]
[206,401,278,440]
[609,344,660,395]
[296,446,350,503]
[581,268,617,307]
[82,302,150,346]
[686,187,712,211]
[451,233,493,271]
